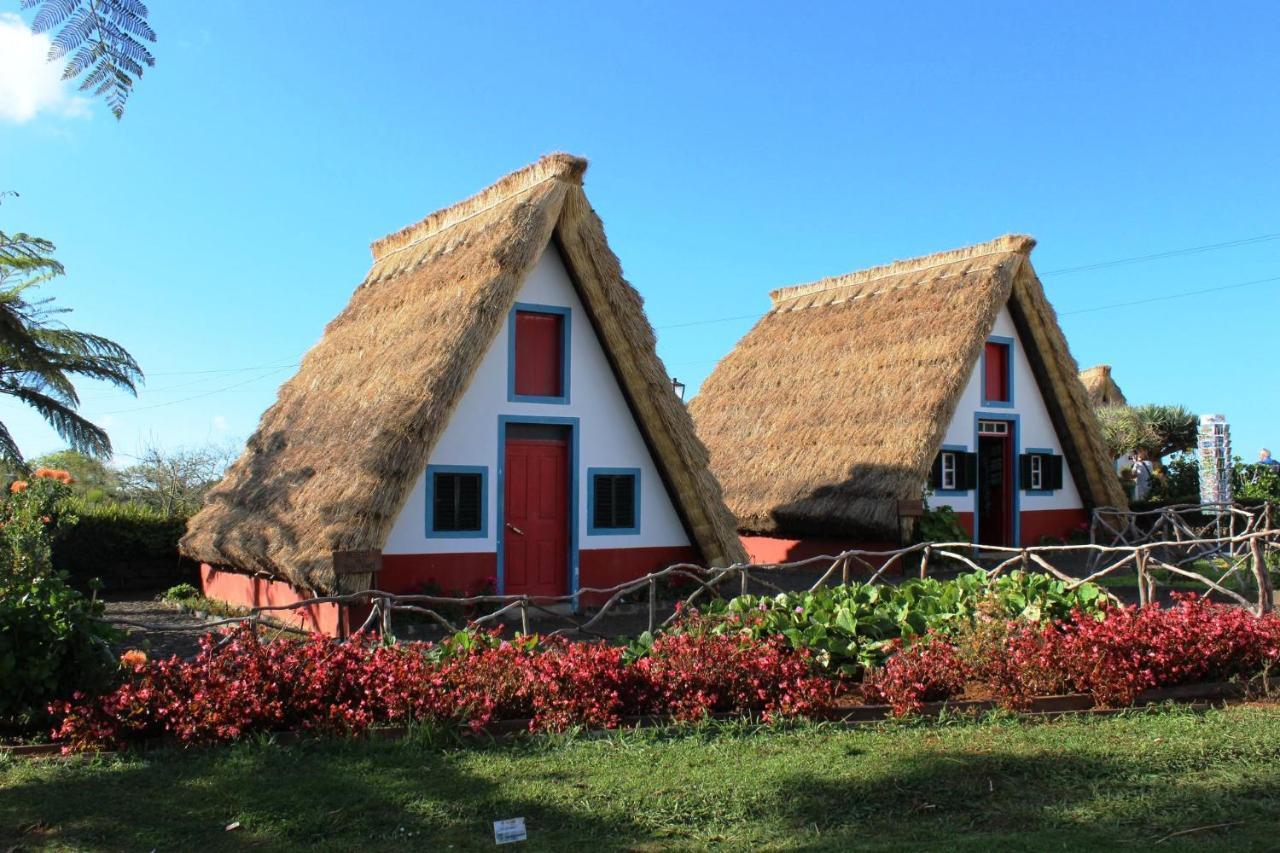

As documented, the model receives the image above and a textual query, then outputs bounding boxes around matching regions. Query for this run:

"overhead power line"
[86,365,295,416]
[96,229,1280,386]
[1041,231,1280,276]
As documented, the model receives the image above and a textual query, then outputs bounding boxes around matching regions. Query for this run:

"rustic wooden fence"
[107,519,1279,644]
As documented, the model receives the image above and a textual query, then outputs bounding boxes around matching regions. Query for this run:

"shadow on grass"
[0,732,646,852]
[765,739,1280,850]
[3,718,1280,852]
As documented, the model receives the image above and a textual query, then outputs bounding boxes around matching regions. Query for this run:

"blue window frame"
[981,335,1016,409]
[933,444,971,496]
[507,302,571,404]
[587,467,641,535]
[425,465,488,538]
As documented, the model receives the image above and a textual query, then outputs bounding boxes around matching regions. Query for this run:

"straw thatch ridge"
[689,235,1127,539]
[181,154,745,593]
[1079,364,1127,407]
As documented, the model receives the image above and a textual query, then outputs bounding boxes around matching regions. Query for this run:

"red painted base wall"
[200,564,358,637]
[739,536,899,567]
[742,509,1089,566]
[378,553,497,596]
[579,546,700,605]
[200,548,705,636]
[1019,508,1089,546]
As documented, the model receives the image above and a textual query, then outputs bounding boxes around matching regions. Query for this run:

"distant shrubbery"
[52,497,196,590]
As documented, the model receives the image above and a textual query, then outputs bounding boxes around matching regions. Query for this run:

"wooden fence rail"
[106,520,1280,644]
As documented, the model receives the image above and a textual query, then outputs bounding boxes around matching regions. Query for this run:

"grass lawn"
[3,705,1280,851]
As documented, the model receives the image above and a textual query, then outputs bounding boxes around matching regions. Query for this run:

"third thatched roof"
[1079,364,1127,407]
[689,235,1128,539]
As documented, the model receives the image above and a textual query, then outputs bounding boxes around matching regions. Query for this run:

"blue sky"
[1,2,1278,465]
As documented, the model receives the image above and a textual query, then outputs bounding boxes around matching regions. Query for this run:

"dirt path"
[102,595,214,659]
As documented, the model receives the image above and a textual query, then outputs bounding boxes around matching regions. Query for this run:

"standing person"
[1131,448,1154,502]
[1259,449,1280,469]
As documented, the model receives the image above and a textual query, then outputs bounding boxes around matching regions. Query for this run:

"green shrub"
[0,471,119,730]
[698,570,1106,676]
[160,583,200,603]
[916,502,969,543]
[0,571,119,729]
[52,497,196,591]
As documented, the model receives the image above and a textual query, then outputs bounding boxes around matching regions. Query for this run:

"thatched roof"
[1079,364,1127,407]
[689,235,1128,539]
[181,154,746,592]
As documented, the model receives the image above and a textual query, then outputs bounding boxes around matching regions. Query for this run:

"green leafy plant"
[160,583,199,603]
[0,469,117,730]
[916,502,969,543]
[697,570,1106,676]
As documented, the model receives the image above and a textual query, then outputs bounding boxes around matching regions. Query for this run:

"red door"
[503,438,569,597]
[977,429,1014,547]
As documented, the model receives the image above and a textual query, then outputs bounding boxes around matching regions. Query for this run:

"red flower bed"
[871,595,1280,715]
[48,596,1280,746]
[50,625,833,751]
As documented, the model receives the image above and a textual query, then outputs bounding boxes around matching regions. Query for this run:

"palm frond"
[0,420,26,469]
[3,385,112,457]
[25,0,157,120]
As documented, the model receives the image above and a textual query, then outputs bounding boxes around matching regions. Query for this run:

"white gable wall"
[383,245,691,554]
[932,306,1083,513]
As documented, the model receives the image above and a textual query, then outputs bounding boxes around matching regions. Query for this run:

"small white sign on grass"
[493,817,527,845]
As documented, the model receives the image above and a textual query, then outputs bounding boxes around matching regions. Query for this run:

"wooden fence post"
[1251,537,1275,616]
[920,546,931,580]
[647,578,657,635]
[1136,550,1148,608]
[520,598,530,635]
[740,567,750,597]
[379,596,393,638]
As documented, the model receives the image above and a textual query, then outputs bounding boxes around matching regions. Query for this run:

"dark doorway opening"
[977,423,1014,547]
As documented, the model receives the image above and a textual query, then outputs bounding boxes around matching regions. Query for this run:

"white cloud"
[211,414,229,432]
[0,13,91,123]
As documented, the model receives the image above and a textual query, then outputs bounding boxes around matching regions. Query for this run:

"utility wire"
[86,365,294,415]
[1041,231,1280,276]
[104,230,1280,380]
[1058,274,1280,316]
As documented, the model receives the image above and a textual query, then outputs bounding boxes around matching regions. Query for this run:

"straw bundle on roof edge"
[689,235,1128,539]
[180,154,746,594]
[1079,364,1127,408]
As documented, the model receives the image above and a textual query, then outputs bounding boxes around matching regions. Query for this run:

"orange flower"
[33,467,72,484]
[9,481,27,493]
[40,515,51,524]
[120,650,148,670]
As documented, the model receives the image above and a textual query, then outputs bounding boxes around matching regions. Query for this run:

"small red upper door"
[503,438,569,597]
[984,342,1010,403]
[514,311,564,398]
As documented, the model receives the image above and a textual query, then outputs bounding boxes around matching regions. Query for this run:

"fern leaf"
[27,0,157,119]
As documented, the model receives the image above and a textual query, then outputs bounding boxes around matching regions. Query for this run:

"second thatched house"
[689,235,1127,563]
[1079,364,1127,407]
[181,154,745,634]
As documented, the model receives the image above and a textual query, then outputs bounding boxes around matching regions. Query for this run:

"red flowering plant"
[861,636,968,717]
[49,618,837,751]
[1053,594,1280,706]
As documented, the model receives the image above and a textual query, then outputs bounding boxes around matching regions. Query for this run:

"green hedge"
[52,499,199,592]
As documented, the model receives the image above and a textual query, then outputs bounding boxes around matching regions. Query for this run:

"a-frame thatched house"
[1079,364,1127,407]
[689,235,1127,563]
[182,154,745,634]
